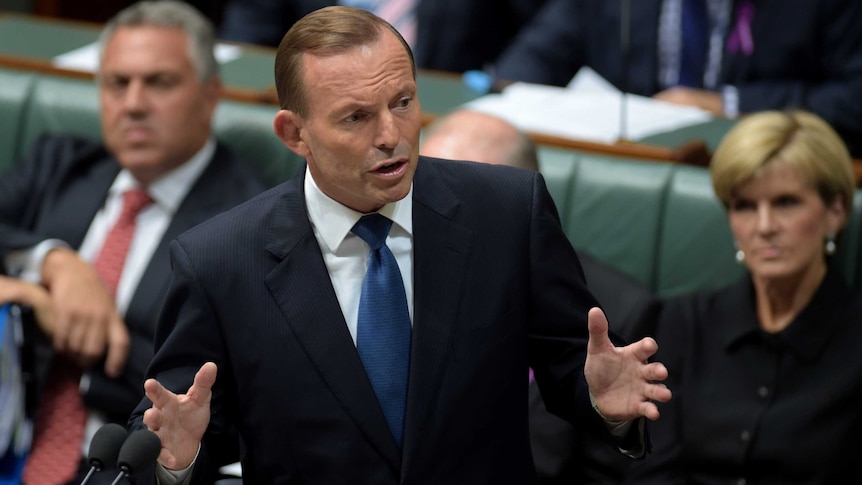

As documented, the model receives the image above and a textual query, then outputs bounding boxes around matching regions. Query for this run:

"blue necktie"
[679,0,710,87]
[353,213,411,446]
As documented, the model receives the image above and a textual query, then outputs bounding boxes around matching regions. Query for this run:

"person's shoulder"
[175,181,289,248]
[209,142,270,193]
[420,156,536,186]
[25,133,108,161]
[658,276,751,339]
[15,133,111,179]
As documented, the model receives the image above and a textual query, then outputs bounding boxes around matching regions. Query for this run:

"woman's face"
[728,162,845,283]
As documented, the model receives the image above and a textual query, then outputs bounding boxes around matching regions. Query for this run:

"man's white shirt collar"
[107,137,216,212]
[304,167,413,247]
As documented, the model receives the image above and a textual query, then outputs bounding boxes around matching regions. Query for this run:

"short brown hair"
[99,0,218,81]
[711,110,854,214]
[274,6,415,116]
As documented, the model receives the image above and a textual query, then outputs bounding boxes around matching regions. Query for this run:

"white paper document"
[463,67,713,144]
[52,42,243,72]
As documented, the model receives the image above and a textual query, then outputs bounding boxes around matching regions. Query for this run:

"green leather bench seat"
[4,67,862,299]
[4,68,303,186]
[0,68,38,174]
[539,151,862,298]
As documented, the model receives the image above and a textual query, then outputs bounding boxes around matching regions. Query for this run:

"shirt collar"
[722,269,852,362]
[109,137,216,213]
[303,167,413,253]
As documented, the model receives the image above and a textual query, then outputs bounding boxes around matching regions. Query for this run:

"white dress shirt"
[303,169,415,341]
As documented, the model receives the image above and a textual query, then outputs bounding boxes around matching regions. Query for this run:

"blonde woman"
[630,110,861,484]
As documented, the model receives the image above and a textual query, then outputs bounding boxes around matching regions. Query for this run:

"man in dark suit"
[422,108,661,484]
[131,7,671,484]
[492,0,862,158]
[0,2,264,483]
[218,0,547,73]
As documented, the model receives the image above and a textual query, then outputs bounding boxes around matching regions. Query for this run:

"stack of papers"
[463,67,713,144]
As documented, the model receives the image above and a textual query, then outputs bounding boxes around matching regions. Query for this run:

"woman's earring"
[734,241,745,264]
[825,234,837,256]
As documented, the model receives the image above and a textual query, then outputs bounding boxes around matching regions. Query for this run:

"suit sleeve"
[492,0,586,86]
[129,239,239,485]
[733,0,862,156]
[622,296,691,484]
[0,134,72,257]
[218,0,302,47]
[525,171,625,438]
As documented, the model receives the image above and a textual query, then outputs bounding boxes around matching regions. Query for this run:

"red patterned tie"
[23,187,152,485]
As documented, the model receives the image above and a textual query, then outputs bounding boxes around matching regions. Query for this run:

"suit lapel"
[263,169,402,471]
[127,144,241,325]
[401,159,472,472]
[46,156,118,248]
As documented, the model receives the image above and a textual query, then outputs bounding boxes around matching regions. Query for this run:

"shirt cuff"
[4,239,70,283]
[155,444,200,485]
[589,390,646,457]
[722,85,740,119]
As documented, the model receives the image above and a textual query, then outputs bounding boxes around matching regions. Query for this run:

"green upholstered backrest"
[13,73,303,186]
[539,152,751,298]
[213,100,305,187]
[654,165,743,298]
[537,147,580,223]
[7,71,862,299]
[562,154,674,289]
[834,191,862,289]
[18,75,101,161]
[0,68,38,174]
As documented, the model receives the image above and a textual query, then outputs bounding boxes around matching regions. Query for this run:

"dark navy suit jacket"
[130,157,633,484]
[218,0,547,73]
[493,0,862,157]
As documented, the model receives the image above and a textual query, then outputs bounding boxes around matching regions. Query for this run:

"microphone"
[109,429,162,485]
[80,423,129,484]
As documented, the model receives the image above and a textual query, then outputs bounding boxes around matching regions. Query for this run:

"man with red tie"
[0,1,264,483]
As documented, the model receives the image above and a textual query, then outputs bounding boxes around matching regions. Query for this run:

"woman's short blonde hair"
[711,110,854,212]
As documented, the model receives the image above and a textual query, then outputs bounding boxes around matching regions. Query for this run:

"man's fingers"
[144,377,175,409]
[143,405,163,431]
[587,307,611,351]
[188,362,218,404]
[631,336,659,362]
[643,361,669,382]
[64,315,88,354]
[79,319,109,367]
[104,317,130,378]
[640,402,661,421]
[52,311,72,350]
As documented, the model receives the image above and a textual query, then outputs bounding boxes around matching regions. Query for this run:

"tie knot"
[122,187,153,218]
[352,213,393,250]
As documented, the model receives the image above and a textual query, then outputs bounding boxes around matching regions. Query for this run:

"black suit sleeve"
[219,0,318,47]
[492,0,586,86]
[728,0,862,157]
[526,171,632,444]
[0,134,94,254]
